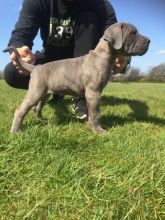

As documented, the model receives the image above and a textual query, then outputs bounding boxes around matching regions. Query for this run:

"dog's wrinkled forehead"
[121,23,138,36]
[103,22,139,50]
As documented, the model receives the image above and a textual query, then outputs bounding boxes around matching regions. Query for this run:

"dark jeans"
[4,12,100,90]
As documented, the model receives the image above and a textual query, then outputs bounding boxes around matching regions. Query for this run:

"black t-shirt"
[8,0,117,58]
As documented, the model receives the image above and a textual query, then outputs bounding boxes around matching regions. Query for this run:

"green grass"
[0,80,165,219]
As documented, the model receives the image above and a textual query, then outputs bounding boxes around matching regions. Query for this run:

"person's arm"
[8,0,41,49]
[88,0,117,33]
[7,0,41,74]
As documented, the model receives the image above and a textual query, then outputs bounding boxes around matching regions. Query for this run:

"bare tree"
[126,67,141,81]
[148,63,165,82]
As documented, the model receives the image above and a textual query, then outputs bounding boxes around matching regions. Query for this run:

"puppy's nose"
[146,38,150,45]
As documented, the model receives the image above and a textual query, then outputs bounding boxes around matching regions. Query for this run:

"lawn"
[0,80,165,219]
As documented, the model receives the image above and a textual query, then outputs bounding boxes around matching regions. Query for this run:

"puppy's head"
[103,22,150,56]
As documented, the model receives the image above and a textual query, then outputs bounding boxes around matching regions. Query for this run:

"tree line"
[0,71,4,79]
[112,63,165,83]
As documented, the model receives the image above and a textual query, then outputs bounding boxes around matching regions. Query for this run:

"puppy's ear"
[103,23,123,50]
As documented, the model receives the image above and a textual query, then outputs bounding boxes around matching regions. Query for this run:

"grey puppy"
[4,22,150,134]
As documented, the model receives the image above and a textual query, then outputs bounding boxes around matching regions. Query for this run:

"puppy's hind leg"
[33,94,50,118]
[11,90,46,134]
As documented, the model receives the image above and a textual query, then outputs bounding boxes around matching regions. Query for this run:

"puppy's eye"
[131,30,137,35]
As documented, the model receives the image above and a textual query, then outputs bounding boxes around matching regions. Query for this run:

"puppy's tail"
[3,46,34,73]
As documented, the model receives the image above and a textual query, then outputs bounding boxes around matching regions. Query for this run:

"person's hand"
[10,46,36,75]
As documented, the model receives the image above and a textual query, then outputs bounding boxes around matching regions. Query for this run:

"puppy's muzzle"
[137,37,150,56]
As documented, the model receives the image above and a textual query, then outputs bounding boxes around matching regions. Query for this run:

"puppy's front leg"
[85,89,107,134]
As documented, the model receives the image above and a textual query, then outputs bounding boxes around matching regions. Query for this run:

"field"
[0,80,165,219]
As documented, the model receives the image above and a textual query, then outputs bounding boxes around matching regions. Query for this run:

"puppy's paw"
[93,127,108,135]
[32,107,42,118]
[10,128,20,134]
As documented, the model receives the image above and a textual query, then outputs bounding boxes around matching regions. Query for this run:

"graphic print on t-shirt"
[47,17,75,47]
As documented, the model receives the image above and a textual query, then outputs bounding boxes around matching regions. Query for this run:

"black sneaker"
[71,97,87,120]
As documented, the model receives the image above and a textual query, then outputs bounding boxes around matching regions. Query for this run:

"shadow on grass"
[28,95,165,129]
[101,95,165,128]
[48,98,78,125]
